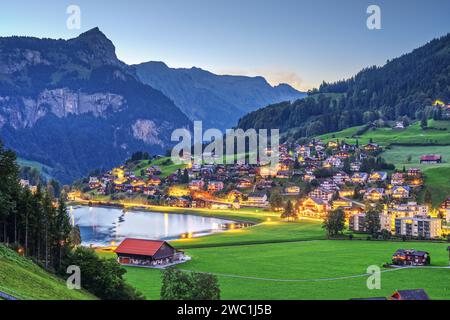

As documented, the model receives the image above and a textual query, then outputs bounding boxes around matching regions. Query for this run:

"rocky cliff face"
[0,28,191,183]
[0,89,126,129]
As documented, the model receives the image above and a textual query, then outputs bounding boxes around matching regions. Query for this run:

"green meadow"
[0,245,94,300]
[382,145,450,205]
[97,219,450,300]
[318,120,450,145]
[318,120,450,206]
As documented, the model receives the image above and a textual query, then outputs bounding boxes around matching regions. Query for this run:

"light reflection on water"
[71,206,234,246]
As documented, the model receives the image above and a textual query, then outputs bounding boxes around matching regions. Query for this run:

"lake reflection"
[70,206,234,246]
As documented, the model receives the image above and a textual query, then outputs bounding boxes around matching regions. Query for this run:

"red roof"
[420,154,441,161]
[115,238,166,256]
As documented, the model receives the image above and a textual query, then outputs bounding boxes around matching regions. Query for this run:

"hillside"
[237,33,450,139]
[0,245,94,300]
[317,120,450,206]
[135,61,306,130]
[0,28,191,183]
[317,120,450,145]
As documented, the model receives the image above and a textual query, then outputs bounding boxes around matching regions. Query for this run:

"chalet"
[368,171,387,183]
[169,197,191,208]
[351,172,368,184]
[296,146,311,157]
[333,172,350,185]
[332,198,353,210]
[279,159,294,171]
[246,192,269,207]
[256,179,273,189]
[237,166,250,176]
[340,142,355,152]
[420,154,442,164]
[143,186,157,196]
[407,168,422,177]
[88,177,101,189]
[236,178,252,189]
[259,166,277,178]
[309,188,335,202]
[146,166,161,175]
[131,182,145,193]
[363,143,381,152]
[298,197,329,217]
[303,173,316,182]
[207,181,224,192]
[327,140,339,149]
[148,176,162,186]
[189,179,205,191]
[323,157,342,169]
[408,176,424,188]
[339,188,355,198]
[393,121,405,130]
[391,186,411,199]
[276,170,290,179]
[115,238,185,267]
[395,217,442,239]
[389,289,430,300]
[335,151,350,159]
[392,249,430,266]
[364,188,385,201]
[390,172,405,186]
[320,180,339,192]
[284,186,300,195]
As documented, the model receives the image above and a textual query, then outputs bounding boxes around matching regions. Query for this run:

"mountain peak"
[70,27,119,65]
[77,27,106,39]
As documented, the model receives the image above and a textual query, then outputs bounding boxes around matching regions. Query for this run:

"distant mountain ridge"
[238,33,450,140]
[0,28,191,183]
[134,61,306,129]
[0,27,305,182]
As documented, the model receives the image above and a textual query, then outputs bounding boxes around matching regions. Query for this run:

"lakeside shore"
[68,198,275,225]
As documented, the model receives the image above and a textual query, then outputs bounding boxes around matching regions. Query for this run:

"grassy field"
[0,245,94,300]
[132,157,186,178]
[382,145,450,206]
[119,236,450,300]
[317,120,450,206]
[318,120,450,145]
[97,219,450,300]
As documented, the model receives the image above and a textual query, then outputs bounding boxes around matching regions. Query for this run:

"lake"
[70,206,236,246]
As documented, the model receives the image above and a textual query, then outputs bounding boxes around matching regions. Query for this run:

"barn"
[115,238,184,267]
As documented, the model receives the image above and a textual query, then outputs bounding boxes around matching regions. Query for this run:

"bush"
[161,268,220,300]
[61,247,144,300]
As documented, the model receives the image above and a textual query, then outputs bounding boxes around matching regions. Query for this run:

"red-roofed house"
[115,238,184,267]
[420,154,442,164]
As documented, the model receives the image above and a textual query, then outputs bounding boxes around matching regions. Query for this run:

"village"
[71,135,450,242]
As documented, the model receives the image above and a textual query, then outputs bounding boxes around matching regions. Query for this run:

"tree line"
[0,140,143,299]
[238,33,450,139]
